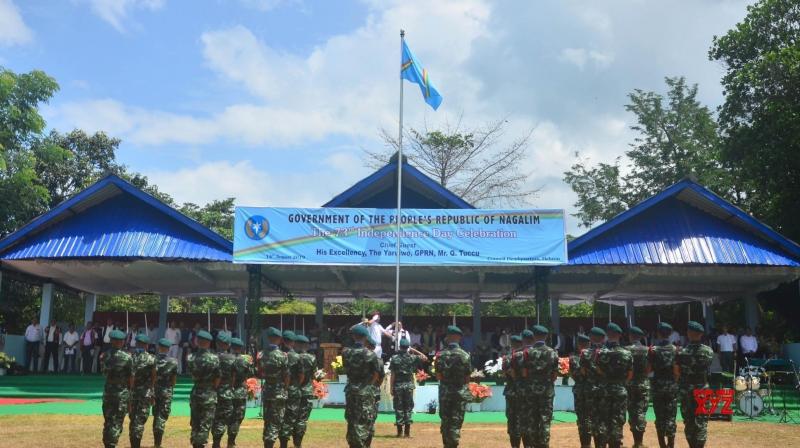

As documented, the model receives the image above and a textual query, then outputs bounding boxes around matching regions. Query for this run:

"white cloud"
[559,47,614,70]
[238,0,298,11]
[81,0,164,32]
[0,0,33,46]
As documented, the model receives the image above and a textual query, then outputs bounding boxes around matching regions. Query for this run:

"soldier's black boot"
[404,424,411,438]
[264,441,274,448]
[279,438,289,448]
[578,433,591,448]
[154,431,163,448]
[396,425,403,437]
[227,433,237,448]
[212,435,223,448]
[510,435,521,448]
[366,435,373,447]
[655,429,665,448]
[632,431,644,448]
[130,437,141,448]
[666,436,675,448]
[292,435,303,448]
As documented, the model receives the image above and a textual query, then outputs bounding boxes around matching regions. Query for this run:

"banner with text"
[233,207,567,266]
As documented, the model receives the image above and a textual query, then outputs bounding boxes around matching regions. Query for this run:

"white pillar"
[158,294,169,337]
[84,293,97,326]
[703,301,715,333]
[40,283,54,327]
[472,296,482,343]
[745,295,759,331]
[237,294,247,338]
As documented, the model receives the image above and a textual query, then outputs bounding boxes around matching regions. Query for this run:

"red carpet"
[0,398,84,405]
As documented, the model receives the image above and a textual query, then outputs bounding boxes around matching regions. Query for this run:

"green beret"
[510,335,523,343]
[606,323,622,334]
[266,327,283,338]
[399,339,410,348]
[109,329,126,340]
[217,333,231,344]
[521,329,534,339]
[158,338,172,348]
[688,321,705,333]
[447,325,463,335]
[658,322,673,332]
[282,330,296,341]
[135,334,150,344]
[590,327,606,337]
[628,326,645,336]
[366,336,378,347]
[532,324,549,335]
[351,324,370,338]
[295,335,309,343]
[577,334,591,343]
[230,337,244,347]
[197,330,213,341]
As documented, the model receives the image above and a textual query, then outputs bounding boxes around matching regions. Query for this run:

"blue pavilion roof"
[568,179,800,266]
[0,175,232,261]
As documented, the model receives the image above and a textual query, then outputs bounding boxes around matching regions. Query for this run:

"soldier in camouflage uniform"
[279,331,301,448]
[626,326,650,448]
[364,335,384,446]
[519,325,558,448]
[292,335,316,448]
[343,324,381,448]
[570,334,592,448]
[596,323,633,448]
[129,334,157,448]
[389,338,428,438]
[102,329,133,448]
[504,334,523,448]
[259,327,289,448]
[228,337,253,448]
[188,330,221,448]
[211,333,235,448]
[434,325,472,448]
[152,338,178,448]
[677,321,714,448]
[649,322,679,448]
[581,327,606,448]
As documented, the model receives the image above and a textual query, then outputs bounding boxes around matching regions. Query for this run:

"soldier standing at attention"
[626,326,651,448]
[677,321,714,448]
[102,329,132,448]
[343,324,380,448]
[364,335,384,446]
[259,327,289,448]
[581,327,606,448]
[291,335,316,448]
[279,331,301,448]
[521,325,559,448]
[596,323,633,448]
[152,338,178,448]
[434,325,472,448]
[570,334,592,448]
[228,337,252,448]
[188,330,221,448]
[649,322,679,448]
[503,334,523,448]
[389,338,429,438]
[211,334,235,448]
[129,334,157,448]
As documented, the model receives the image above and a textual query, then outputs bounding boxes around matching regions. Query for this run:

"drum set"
[734,365,773,418]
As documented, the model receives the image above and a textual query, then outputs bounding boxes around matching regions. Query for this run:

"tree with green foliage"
[180,198,235,240]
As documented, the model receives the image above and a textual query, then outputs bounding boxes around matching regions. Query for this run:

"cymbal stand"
[778,360,798,424]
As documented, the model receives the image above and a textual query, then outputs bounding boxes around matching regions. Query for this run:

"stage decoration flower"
[469,369,485,382]
[314,368,327,381]
[483,357,505,380]
[312,380,329,400]
[245,378,261,400]
[241,354,253,365]
[558,357,570,377]
[331,355,345,374]
[0,352,14,369]
[415,369,430,383]
[468,382,492,403]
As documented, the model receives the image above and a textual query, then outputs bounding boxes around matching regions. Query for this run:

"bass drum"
[738,390,764,417]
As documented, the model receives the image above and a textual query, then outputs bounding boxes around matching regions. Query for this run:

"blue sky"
[0,0,753,235]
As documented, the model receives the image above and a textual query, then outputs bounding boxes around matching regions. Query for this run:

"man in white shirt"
[386,321,411,347]
[668,329,681,346]
[716,326,737,373]
[42,320,61,373]
[24,319,41,372]
[366,311,393,358]
[165,321,182,366]
[62,324,80,373]
[740,328,759,358]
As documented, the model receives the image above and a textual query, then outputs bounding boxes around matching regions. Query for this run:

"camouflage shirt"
[520,341,558,390]
[217,352,237,400]
[649,341,678,384]
[232,353,254,401]
[569,353,585,384]
[389,351,421,388]
[597,342,633,384]
[677,342,713,387]
[131,350,156,399]
[342,343,380,395]
[103,348,133,390]
[626,342,650,384]
[259,345,289,400]
[155,353,178,396]
[296,351,317,398]
[284,347,300,394]
[502,351,517,395]
[188,348,221,388]
[580,343,603,386]
[434,343,471,386]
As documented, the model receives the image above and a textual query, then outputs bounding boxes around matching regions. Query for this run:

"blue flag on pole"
[401,41,443,110]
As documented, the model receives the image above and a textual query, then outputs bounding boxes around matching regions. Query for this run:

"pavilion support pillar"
[625,300,635,327]
[534,267,550,325]
[0,269,3,304]
[158,294,169,338]
[237,293,247,338]
[703,301,715,334]
[40,283,54,328]
[247,265,262,348]
[550,296,560,342]
[84,293,97,326]
[315,296,324,328]
[472,296,482,344]
[744,295,759,331]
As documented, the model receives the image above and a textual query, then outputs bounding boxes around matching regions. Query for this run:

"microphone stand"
[778,360,798,424]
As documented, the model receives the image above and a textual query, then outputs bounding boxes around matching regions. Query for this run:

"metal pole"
[394,29,405,352]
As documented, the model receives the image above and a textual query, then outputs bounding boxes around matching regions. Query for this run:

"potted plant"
[312,380,329,408]
[426,399,438,414]
[467,381,492,412]
[558,357,571,386]
[245,377,262,408]
[331,355,346,382]
[415,369,430,386]
[0,352,14,376]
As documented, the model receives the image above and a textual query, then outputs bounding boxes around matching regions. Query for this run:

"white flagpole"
[394,29,405,352]
[144,313,148,332]
[207,309,211,331]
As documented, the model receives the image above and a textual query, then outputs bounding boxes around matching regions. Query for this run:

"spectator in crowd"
[498,328,511,355]
[409,326,421,348]
[366,310,393,358]
[62,324,79,373]
[421,324,437,355]
[93,321,104,372]
[386,321,411,346]
[716,326,737,373]
[24,319,42,372]
[668,327,681,346]
[147,323,158,351]
[41,319,61,373]
[462,327,475,353]
[165,321,182,372]
[740,327,758,359]
[180,321,191,373]
[80,321,97,374]
[100,318,115,354]
[472,341,491,368]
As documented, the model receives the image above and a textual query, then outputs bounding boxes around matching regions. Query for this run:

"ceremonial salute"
[279,330,302,448]
[343,324,381,448]
[364,335,384,446]
[677,321,714,448]
[259,327,289,448]
[389,338,429,438]
[212,333,235,448]
[596,323,633,448]
[101,329,132,448]
[650,322,679,448]
[292,335,316,448]
[188,330,221,448]
[152,338,178,448]
[521,325,559,448]
[503,334,523,448]
[570,334,592,448]
[626,326,650,448]
[582,327,606,447]
[434,325,471,448]
[228,337,252,448]
[129,334,157,448]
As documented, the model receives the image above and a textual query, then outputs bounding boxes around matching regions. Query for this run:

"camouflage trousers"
[345,389,376,448]
[280,389,302,441]
[651,380,678,438]
[505,391,521,438]
[128,395,152,442]
[439,384,468,448]
[151,390,174,436]
[211,394,233,439]
[627,382,650,434]
[680,385,709,444]
[102,386,129,447]
[520,385,554,448]
[262,397,287,443]
[292,395,314,440]
[572,383,592,442]
[596,384,627,447]
[229,397,247,439]
[190,387,218,446]
[393,385,415,426]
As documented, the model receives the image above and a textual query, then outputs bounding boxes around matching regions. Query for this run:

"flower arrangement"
[330,355,345,374]
[558,357,570,377]
[0,352,15,369]
[245,378,261,400]
[483,358,505,380]
[313,368,327,381]
[469,369,485,382]
[312,380,329,400]
[468,382,492,403]
[242,354,253,365]
[415,369,430,383]
[427,399,438,414]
